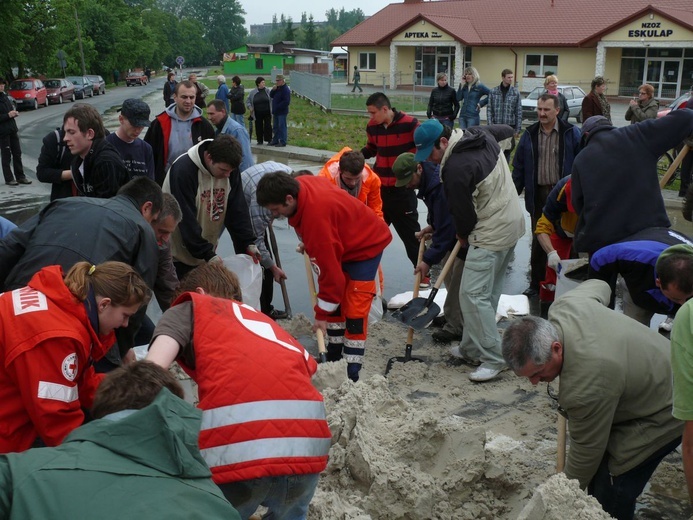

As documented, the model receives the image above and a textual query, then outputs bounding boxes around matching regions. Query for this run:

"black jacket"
[36,128,74,201]
[72,138,131,198]
[0,92,18,136]
[572,109,693,254]
[427,85,459,120]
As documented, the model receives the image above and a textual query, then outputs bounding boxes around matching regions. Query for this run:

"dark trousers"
[529,184,554,289]
[0,132,25,183]
[380,186,420,267]
[255,112,272,144]
[588,436,681,520]
[259,232,275,315]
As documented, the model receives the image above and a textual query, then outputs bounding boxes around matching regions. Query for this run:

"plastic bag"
[222,254,263,310]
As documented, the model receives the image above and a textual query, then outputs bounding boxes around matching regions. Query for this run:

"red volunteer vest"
[174,292,331,483]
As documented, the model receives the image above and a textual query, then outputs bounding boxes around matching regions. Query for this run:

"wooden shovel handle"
[303,253,327,356]
[659,145,691,188]
[556,414,567,473]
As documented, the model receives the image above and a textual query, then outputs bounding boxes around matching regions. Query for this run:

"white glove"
[547,250,560,271]
[246,244,261,264]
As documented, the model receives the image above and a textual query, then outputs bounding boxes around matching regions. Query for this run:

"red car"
[8,78,48,110]
[45,79,76,104]
[657,92,691,118]
[126,71,148,86]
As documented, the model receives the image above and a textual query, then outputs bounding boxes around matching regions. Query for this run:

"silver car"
[521,85,586,122]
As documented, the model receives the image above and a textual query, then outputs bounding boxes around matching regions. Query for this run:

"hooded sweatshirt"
[166,104,205,170]
[163,140,254,267]
[0,389,240,519]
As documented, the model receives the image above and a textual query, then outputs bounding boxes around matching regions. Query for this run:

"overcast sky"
[241,0,394,28]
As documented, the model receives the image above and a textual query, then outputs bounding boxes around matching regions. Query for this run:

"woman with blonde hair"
[0,261,150,454]
[543,75,570,121]
[626,83,659,124]
[456,66,490,128]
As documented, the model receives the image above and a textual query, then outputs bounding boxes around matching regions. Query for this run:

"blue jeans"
[587,436,681,520]
[272,114,287,145]
[218,473,320,520]
[459,115,480,129]
[231,113,245,126]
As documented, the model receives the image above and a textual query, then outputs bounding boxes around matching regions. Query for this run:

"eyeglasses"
[638,91,647,95]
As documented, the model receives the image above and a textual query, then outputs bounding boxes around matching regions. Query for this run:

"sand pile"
[166,312,689,518]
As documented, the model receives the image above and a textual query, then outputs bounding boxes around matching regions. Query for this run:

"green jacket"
[0,389,240,520]
[549,279,683,488]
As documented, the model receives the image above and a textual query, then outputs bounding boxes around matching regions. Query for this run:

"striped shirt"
[537,120,560,186]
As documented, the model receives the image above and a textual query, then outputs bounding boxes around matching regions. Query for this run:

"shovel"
[393,240,462,330]
[268,222,292,318]
[303,252,328,363]
[386,236,429,374]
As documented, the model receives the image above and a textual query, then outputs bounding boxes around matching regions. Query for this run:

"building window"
[524,54,558,77]
[359,53,376,71]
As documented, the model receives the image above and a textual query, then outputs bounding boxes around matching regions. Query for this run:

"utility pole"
[74,6,87,76]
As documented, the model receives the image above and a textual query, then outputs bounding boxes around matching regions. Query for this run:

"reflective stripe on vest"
[201,436,332,468]
[201,399,326,430]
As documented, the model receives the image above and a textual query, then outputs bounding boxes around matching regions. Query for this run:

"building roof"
[332,0,693,47]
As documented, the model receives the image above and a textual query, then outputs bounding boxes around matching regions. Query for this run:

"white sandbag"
[496,294,530,322]
[555,258,589,299]
[222,254,263,310]
[387,288,447,318]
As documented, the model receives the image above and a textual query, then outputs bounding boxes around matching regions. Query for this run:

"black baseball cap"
[119,98,151,127]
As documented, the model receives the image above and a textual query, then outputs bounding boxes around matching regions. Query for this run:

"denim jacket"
[456,82,490,117]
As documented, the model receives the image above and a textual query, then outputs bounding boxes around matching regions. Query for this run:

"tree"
[182,0,247,59]
[304,15,318,50]
[284,17,295,41]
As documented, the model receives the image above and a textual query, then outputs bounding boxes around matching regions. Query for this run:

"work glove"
[547,250,560,271]
[246,244,261,264]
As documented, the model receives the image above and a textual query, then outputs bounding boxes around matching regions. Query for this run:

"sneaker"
[468,365,507,382]
[432,329,462,343]
[5,180,18,186]
[449,345,481,366]
[17,177,32,185]
[419,276,431,289]
[659,317,674,332]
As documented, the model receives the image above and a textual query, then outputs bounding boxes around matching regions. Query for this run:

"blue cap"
[414,119,444,162]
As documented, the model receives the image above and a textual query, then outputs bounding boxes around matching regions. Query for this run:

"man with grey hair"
[501,279,682,519]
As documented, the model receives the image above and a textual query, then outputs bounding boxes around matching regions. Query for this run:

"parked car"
[7,94,16,110]
[86,75,106,95]
[45,78,76,104]
[66,76,94,99]
[126,71,148,86]
[657,91,691,118]
[8,78,48,110]
[521,85,586,122]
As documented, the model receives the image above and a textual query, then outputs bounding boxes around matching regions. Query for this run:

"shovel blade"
[395,298,440,330]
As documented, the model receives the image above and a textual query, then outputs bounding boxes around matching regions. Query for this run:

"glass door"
[646,59,682,99]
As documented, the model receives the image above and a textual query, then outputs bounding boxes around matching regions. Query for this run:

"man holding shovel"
[502,280,683,520]
[392,152,464,344]
[256,172,391,382]
[241,161,293,320]
[413,119,524,382]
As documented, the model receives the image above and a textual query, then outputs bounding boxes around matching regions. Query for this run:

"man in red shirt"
[257,172,392,381]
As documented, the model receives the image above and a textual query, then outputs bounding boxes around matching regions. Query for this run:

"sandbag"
[223,254,262,310]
